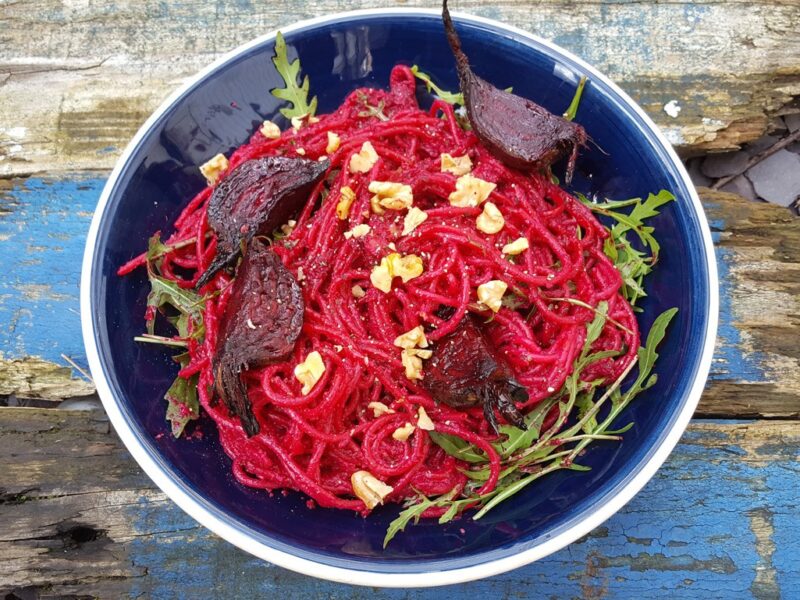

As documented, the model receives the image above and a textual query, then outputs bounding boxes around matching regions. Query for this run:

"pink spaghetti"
[120,65,639,515]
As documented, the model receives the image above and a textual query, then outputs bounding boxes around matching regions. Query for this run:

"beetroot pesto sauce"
[119,9,678,545]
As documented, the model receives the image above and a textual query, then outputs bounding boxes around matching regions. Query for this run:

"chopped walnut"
[259,120,281,139]
[291,114,306,130]
[417,406,435,431]
[368,401,394,417]
[440,153,472,176]
[476,201,504,234]
[351,470,393,509]
[368,181,413,211]
[280,219,297,236]
[477,280,508,313]
[401,348,432,380]
[502,237,530,255]
[392,422,415,441]
[293,351,325,395]
[326,131,341,154]
[448,174,496,207]
[349,141,379,173]
[370,253,424,293]
[394,325,429,350]
[199,153,229,186]
[402,206,428,236]
[336,185,356,220]
[344,224,371,239]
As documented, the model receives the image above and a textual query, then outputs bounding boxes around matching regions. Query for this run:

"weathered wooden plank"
[0,176,97,400]
[1,0,799,176]
[2,176,798,418]
[699,189,800,419]
[0,408,797,598]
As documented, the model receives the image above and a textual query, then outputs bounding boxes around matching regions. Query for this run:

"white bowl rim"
[81,7,719,588]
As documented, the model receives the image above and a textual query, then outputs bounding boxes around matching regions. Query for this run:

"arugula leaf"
[383,497,434,547]
[164,354,200,437]
[429,431,488,463]
[133,334,188,348]
[137,234,206,436]
[549,296,633,336]
[627,190,676,225]
[567,463,592,472]
[145,276,204,334]
[618,307,678,407]
[584,300,608,348]
[438,502,461,525]
[473,468,549,520]
[494,395,560,457]
[579,190,676,305]
[271,31,318,119]
[603,422,635,435]
[356,93,389,121]
[384,300,678,544]
[410,65,464,105]
[384,487,463,547]
[575,391,599,434]
[563,76,588,121]
[410,65,513,107]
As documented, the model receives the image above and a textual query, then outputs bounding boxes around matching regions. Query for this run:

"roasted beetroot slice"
[213,238,304,436]
[442,0,587,182]
[424,313,527,433]
[197,156,328,288]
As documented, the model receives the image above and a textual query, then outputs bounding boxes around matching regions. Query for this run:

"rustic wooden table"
[2,1,799,598]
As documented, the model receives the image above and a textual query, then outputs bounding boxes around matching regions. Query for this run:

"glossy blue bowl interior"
[88,13,711,573]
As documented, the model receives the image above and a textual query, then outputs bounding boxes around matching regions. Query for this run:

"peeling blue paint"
[682,3,710,33]
[0,176,102,369]
[703,204,767,384]
[126,422,798,598]
[0,180,758,385]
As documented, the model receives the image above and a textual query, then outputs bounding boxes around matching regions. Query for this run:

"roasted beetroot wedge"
[442,0,587,182]
[197,156,328,288]
[213,238,304,436]
[423,311,528,433]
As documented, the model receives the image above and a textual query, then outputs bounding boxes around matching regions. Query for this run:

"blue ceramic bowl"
[81,9,718,587]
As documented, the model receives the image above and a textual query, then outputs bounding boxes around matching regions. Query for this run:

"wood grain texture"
[3,177,798,417]
[0,177,96,400]
[1,0,799,176]
[699,189,800,418]
[0,407,797,598]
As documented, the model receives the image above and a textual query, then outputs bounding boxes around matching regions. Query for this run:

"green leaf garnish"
[271,31,318,119]
[410,65,513,108]
[357,92,389,121]
[563,76,588,121]
[428,432,488,463]
[410,65,464,105]
[383,487,460,547]
[578,190,676,306]
[137,233,207,436]
[164,354,200,437]
[145,275,204,335]
[385,302,678,544]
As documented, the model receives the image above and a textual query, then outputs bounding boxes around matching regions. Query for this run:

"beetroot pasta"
[120,21,677,545]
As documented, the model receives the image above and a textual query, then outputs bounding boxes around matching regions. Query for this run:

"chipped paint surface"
[0,180,797,593]
[1,1,800,175]
[114,422,793,596]
[0,176,98,394]
[748,508,779,599]
[700,191,800,417]
[0,180,796,417]
[664,100,682,118]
